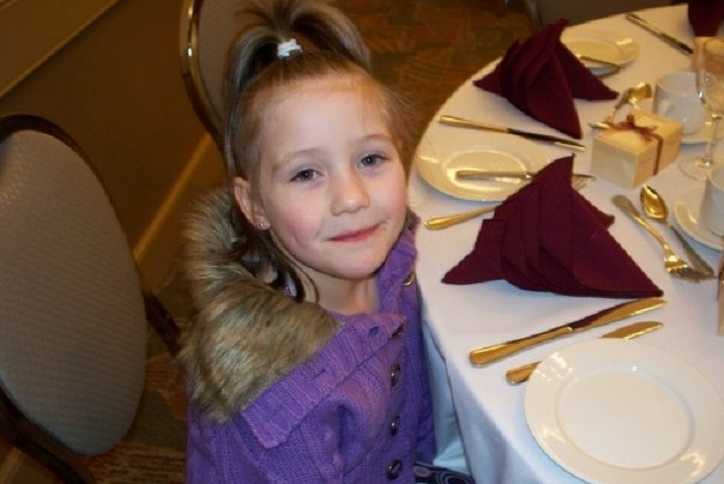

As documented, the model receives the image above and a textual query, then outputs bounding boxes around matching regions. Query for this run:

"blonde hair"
[222,0,412,300]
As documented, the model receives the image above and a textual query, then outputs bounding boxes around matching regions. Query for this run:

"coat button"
[386,459,402,480]
[389,416,400,436]
[390,363,401,387]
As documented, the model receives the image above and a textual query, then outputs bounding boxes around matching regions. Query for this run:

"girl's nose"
[330,171,370,215]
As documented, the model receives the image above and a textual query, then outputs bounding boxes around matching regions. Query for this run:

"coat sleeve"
[186,411,273,483]
[187,415,348,483]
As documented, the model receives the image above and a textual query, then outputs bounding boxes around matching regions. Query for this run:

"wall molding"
[0,0,121,98]
[133,134,224,292]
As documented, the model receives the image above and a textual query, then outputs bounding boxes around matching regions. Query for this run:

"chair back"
[522,0,674,29]
[0,115,147,457]
[180,0,247,147]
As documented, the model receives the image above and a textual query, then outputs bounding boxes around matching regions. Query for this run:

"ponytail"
[223,0,370,122]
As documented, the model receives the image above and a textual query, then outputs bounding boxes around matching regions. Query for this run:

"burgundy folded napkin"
[688,0,724,36]
[474,19,618,139]
[443,156,663,298]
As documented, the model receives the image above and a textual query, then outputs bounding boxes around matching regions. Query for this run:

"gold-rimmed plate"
[414,125,549,202]
[562,29,638,76]
[673,187,724,251]
[525,339,724,484]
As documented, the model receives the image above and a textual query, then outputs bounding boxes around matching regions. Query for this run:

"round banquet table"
[409,4,724,483]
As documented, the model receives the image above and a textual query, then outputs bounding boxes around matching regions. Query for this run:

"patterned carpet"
[345,0,532,157]
[0,1,530,482]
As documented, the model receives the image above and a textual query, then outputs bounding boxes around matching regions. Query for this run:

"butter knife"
[468,297,666,366]
[439,115,586,151]
[456,169,595,182]
[625,13,693,55]
[505,321,663,384]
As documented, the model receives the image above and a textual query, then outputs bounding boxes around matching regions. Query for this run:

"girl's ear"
[232,176,270,229]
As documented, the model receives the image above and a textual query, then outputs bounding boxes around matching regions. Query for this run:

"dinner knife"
[439,115,586,151]
[505,320,663,384]
[625,13,693,55]
[468,297,666,366]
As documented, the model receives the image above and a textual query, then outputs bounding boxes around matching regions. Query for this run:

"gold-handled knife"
[439,115,586,151]
[469,297,665,366]
[456,169,595,182]
[625,13,693,55]
[505,321,663,384]
[423,204,499,230]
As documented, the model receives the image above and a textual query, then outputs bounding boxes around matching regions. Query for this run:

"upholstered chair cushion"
[0,126,146,455]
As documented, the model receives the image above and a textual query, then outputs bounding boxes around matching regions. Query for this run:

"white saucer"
[682,118,724,145]
[673,187,724,250]
[414,123,548,202]
[562,29,638,76]
[525,339,724,484]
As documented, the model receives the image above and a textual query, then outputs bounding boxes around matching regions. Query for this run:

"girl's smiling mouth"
[329,224,380,242]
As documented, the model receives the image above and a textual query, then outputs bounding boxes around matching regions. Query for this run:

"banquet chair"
[0,114,179,483]
[521,0,676,30]
[180,0,246,149]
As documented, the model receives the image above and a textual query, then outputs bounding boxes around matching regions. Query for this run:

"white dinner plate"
[561,29,639,76]
[525,339,724,484]
[673,187,724,250]
[414,125,549,201]
[682,117,724,145]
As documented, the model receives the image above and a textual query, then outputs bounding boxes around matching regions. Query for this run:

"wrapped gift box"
[591,109,683,188]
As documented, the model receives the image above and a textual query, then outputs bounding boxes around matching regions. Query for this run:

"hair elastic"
[277,38,303,59]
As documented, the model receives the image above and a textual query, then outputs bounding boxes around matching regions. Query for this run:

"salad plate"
[562,29,638,76]
[415,125,548,202]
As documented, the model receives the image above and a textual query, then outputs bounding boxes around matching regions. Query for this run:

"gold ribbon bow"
[608,114,665,175]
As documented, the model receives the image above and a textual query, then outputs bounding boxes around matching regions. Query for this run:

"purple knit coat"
[183,192,435,483]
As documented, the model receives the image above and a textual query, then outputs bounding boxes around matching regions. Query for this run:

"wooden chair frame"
[179,0,224,148]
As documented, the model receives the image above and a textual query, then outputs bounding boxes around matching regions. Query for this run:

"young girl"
[179,1,473,482]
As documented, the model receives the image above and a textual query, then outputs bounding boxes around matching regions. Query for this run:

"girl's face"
[234,74,407,290]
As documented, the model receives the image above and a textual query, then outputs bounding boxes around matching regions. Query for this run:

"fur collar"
[178,189,338,422]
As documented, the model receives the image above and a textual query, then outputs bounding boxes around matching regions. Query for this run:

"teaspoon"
[591,82,654,129]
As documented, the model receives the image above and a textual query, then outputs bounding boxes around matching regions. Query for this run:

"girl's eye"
[290,168,318,182]
[360,154,386,167]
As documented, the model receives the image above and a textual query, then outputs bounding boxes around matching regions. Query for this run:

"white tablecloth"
[410,5,724,483]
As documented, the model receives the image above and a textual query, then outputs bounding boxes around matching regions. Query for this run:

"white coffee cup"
[701,163,724,236]
[654,71,707,135]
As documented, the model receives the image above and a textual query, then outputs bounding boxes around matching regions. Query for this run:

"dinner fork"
[611,195,707,282]
[424,176,589,230]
